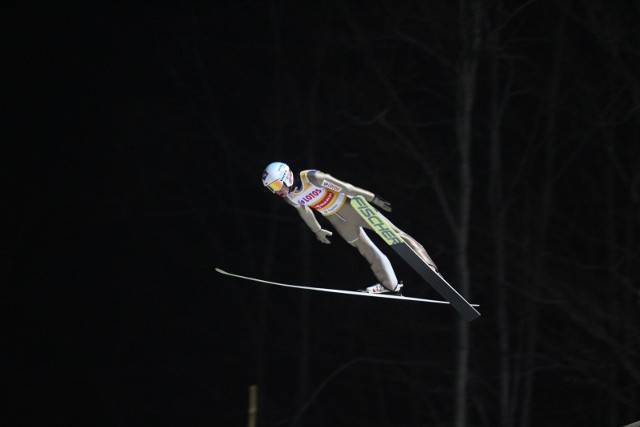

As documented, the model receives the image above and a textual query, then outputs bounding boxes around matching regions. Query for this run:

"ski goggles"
[267,180,284,192]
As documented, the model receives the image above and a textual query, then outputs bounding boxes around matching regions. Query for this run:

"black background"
[5,2,640,426]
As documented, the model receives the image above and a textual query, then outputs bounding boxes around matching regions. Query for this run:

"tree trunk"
[488,36,512,427]
[518,12,564,427]
[454,1,481,426]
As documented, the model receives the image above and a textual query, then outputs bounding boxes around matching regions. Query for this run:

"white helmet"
[262,162,294,193]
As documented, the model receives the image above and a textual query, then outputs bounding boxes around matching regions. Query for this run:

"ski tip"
[467,313,482,322]
[214,267,226,274]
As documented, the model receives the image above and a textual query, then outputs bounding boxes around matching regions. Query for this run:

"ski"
[351,196,481,321]
[214,267,472,305]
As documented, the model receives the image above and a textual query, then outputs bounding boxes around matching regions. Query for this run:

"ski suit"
[284,170,436,291]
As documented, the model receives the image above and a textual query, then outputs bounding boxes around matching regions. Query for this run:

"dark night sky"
[5,2,640,427]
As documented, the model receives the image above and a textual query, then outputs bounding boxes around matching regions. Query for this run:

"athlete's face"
[275,186,289,197]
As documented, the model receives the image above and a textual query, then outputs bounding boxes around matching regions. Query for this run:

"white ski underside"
[215,267,479,306]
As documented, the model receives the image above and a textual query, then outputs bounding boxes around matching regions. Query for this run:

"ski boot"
[359,281,403,295]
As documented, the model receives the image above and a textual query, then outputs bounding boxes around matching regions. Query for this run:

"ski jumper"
[285,170,436,291]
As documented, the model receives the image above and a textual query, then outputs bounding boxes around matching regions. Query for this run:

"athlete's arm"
[283,197,332,242]
[309,171,375,200]
[309,171,392,211]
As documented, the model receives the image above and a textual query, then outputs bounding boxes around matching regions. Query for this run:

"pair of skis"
[216,196,481,321]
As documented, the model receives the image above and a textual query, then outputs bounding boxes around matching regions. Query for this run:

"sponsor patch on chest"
[321,180,342,192]
[297,188,323,204]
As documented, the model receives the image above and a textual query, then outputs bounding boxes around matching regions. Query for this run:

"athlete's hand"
[372,195,392,212]
[314,229,333,244]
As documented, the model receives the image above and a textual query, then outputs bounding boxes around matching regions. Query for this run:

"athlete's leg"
[327,213,399,291]
[332,202,440,279]
[395,229,438,271]
[352,228,399,291]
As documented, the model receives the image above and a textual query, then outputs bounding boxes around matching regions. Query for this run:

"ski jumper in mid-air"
[261,161,439,294]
